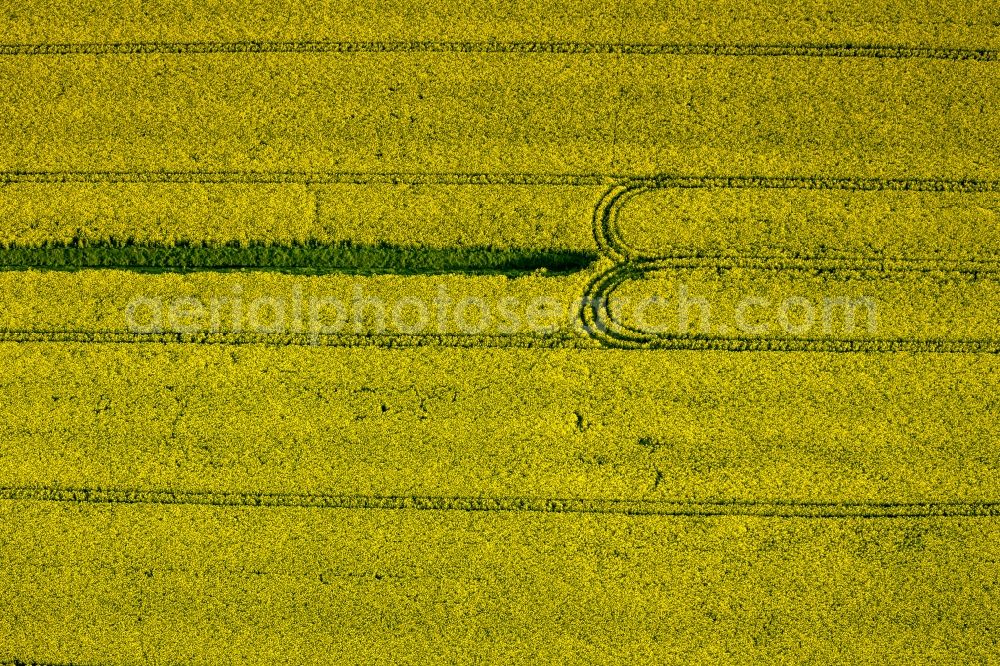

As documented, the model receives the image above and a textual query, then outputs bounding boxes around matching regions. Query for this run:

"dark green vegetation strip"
[3,486,1000,518]
[0,241,598,276]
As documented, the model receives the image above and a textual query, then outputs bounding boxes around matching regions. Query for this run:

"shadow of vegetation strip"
[0,241,597,276]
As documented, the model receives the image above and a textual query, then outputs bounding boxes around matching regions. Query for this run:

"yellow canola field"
[2,1,1000,664]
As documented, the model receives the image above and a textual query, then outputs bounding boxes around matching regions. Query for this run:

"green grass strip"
[0,240,598,276]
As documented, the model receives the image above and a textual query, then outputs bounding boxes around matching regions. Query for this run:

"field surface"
[2,1,1000,664]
